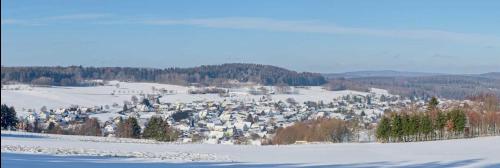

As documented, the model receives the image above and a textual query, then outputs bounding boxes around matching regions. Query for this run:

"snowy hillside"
[2,131,500,167]
[1,81,372,112]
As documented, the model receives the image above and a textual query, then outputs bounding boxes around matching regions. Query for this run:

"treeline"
[38,118,103,136]
[376,109,467,142]
[323,78,369,92]
[376,96,500,143]
[271,118,353,144]
[467,93,500,137]
[324,75,500,100]
[24,116,178,142]
[1,63,326,86]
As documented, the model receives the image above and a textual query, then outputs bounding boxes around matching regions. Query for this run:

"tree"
[409,114,420,141]
[46,122,63,134]
[78,118,102,136]
[426,97,440,140]
[401,114,411,142]
[427,97,439,112]
[435,111,447,139]
[40,106,48,113]
[129,117,142,138]
[391,114,403,142]
[27,119,42,133]
[449,109,466,137]
[376,116,391,142]
[123,104,128,112]
[485,111,498,135]
[275,83,291,94]
[246,114,254,123]
[131,95,139,105]
[143,116,163,140]
[420,114,433,141]
[47,122,56,132]
[272,118,351,144]
[117,117,141,138]
[143,116,177,142]
[286,98,298,106]
[142,98,152,107]
[467,111,481,137]
[1,104,18,130]
[172,111,190,122]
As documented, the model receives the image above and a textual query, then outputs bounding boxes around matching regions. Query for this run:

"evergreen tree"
[143,116,164,140]
[246,114,254,123]
[117,117,141,138]
[409,114,420,141]
[142,99,152,107]
[1,104,18,130]
[360,111,366,117]
[376,116,391,142]
[420,114,433,141]
[128,117,142,138]
[46,122,63,134]
[449,109,466,137]
[435,111,447,139]
[401,114,411,142]
[47,122,56,132]
[123,104,128,112]
[427,97,439,112]
[391,114,403,142]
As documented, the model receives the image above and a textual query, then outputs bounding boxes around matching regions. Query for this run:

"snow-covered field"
[2,131,499,167]
[1,81,370,112]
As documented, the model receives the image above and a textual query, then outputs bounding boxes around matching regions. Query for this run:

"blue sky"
[1,0,499,73]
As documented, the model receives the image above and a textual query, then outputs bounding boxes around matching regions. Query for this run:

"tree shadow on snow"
[1,133,48,139]
[1,153,492,168]
[482,163,500,168]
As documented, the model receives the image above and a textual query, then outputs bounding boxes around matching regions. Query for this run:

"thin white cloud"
[1,19,43,26]
[141,17,498,44]
[1,13,112,26]
[44,13,112,21]
[3,15,499,45]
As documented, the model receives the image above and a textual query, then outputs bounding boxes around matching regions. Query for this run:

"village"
[5,81,443,145]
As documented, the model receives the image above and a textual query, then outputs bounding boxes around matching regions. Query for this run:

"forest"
[324,74,500,100]
[0,64,327,87]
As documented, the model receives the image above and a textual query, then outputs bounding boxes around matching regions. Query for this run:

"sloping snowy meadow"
[1,81,370,112]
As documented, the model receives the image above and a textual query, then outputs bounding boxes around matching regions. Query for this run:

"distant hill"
[478,72,500,79]
[324,70,443,79]
[2,64,498,100]
[324,73,500,100]
[1,63,327,86]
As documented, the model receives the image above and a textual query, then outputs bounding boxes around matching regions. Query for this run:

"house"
[104,124,116,136]
[26,113,38,123]
[55,108,66,115]
[234,121,252,131]
[64,113,77,122]
[37,111,50,121]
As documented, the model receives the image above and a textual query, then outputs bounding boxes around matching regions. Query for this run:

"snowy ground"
[1,81,371,114]
[2,131,500,167]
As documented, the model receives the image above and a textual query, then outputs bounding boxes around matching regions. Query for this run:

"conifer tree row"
[376,109,467,143]
[375,96,500,143]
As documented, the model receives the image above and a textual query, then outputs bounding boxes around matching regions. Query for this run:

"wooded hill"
[1,63,327,87]
[324,73,500,100]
